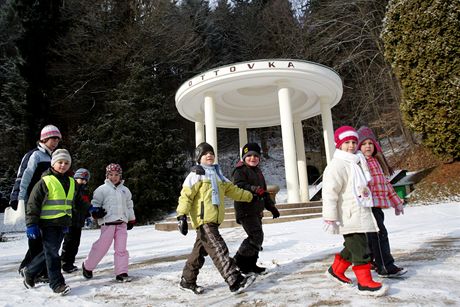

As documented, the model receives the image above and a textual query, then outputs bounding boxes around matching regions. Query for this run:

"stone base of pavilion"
[154,201,322,231]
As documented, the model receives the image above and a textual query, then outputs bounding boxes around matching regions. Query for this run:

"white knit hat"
[51,149,71,166]
[40,125,62,141]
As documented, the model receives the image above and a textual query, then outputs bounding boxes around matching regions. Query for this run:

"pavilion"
[175,59,342,203]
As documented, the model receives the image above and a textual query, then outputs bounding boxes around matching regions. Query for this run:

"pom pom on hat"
[40,125,62,141]
[241,143,261,160]
[334,126,358,149]
[51,149,71,166]
[195,142,215,164]
[357,126,382,153]
[106,163,122,177]
[74,168,90,181]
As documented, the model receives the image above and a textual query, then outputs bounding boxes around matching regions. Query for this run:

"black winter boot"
[234,252,252,274]
[250,255,267,275]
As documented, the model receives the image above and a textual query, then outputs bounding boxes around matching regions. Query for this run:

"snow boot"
[179,277,204,294]
[229,273,256,294]
[53,284,71,296]
[116,273,132,282]
[82,262,93,279]
[327,254,352,285]
[352,263,388,296]
[250,255,267,275]
[234,252,252,274]
[23,268,35,289]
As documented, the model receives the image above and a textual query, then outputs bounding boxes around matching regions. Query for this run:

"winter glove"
[90,206,107,219]
[26,225,40,240]
[190,165,205,175]
[9,199,18,211]
[395,203,404,216]
[127,220,136,230]
[323,220,340,234]
[62,226,70,234]
[177,215,188,236]
[252,186,266,197]
[269,206,280,219]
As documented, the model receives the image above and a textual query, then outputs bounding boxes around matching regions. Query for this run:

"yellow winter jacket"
[177,168,253,229]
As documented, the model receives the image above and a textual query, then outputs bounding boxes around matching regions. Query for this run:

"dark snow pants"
[339,233,372,265]
[181,223,240,287]
[237,214,264,257]
[367,207,396,273]
[61,226,82,270]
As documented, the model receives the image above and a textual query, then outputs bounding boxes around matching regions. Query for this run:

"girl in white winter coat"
[322,126,387,296]
[82,163,135,282]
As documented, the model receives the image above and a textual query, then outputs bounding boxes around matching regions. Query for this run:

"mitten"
[127,220,135,230]
[9,199,18,211]
[395,203,404,216]
[270,206,280,219]
[63,226,70,234]
[190,165,205,175]
[90,206,107,219]
[323,220,340,234]
[177,215,188,236]
[26,225,40,240]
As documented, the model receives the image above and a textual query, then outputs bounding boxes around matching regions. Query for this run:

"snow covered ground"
[0,202,459,306]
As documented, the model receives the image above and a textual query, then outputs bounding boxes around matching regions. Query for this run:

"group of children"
[10,123,405,297]
[9,125,135,296]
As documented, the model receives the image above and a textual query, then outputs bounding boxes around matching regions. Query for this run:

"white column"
[320,98,335,164]
[294,119,309,202]
[238,125,247,159]
[204,93,218,162]
[278,85,300,203]
[195,121,205,146]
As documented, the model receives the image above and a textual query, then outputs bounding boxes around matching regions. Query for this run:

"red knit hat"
[334,126,358,149]
[106,163,122,177]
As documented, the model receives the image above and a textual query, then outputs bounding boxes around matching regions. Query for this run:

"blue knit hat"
[74,168,90,181]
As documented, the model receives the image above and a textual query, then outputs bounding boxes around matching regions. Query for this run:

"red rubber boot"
[327,254,352,284]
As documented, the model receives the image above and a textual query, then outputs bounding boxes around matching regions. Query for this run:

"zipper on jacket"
[200,201,204,220]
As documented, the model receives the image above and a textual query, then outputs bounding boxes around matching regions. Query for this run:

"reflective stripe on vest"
[41,175,74,220]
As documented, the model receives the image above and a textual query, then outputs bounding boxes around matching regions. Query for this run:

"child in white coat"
[322,126,387,296]
[82,163,135,282]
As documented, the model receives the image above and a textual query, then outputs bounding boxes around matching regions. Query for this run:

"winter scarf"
[334,149,373,207]
[201,164,225,206]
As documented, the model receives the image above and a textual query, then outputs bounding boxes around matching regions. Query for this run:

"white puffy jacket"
[92,179,135,225]
[322,151,378,235]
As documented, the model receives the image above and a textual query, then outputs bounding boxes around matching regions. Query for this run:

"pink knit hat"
[106,163,122,177]
[40,125,62,141]
[334,126,359,149]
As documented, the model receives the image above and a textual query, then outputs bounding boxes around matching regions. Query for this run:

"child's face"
[244,154,260,167]
[200,151,215,166]
[76,178,87,185]
[107,171,121,185]
[340,140,357,153]
[53,160,71,174]
[43,137,60,151]
[360,139,375,157]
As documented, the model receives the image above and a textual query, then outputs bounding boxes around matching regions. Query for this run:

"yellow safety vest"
[41,175,74,220]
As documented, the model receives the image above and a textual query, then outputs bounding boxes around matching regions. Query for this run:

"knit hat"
[51,149,71,166]
[195,142,215,164]
[40,125,62,141]
[241,143,261,160]
[74,168,90,181]
[357,126,382,153]
[106,163,122,177]
[334,126,359,149]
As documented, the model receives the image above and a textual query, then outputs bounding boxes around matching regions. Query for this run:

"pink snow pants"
[83,223,129,275]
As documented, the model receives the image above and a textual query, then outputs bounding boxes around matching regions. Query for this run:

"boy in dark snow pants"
[232,143,280,274]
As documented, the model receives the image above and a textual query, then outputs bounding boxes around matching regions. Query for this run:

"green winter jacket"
[177,166,253,229]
